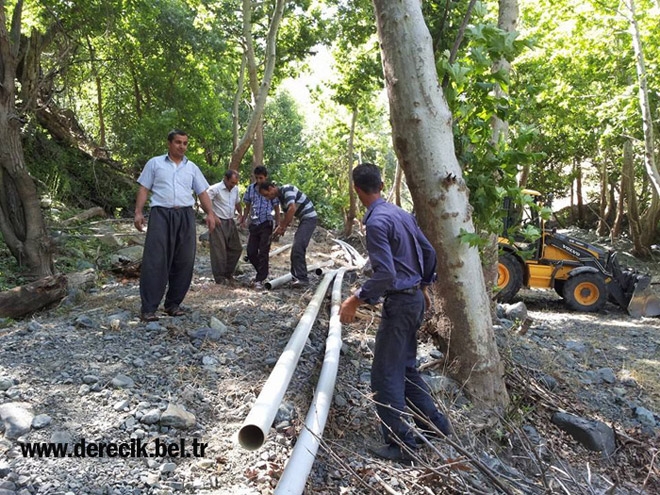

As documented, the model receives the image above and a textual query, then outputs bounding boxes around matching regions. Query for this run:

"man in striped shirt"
[259,181,317,287]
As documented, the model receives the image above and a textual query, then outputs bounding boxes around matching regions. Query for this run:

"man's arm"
[273,203,281,228]
[274,203,296,236]
[198,191,218,232]
[134,186,150,232]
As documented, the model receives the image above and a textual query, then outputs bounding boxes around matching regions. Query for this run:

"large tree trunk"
[625,0,660,252]
[229,0,285,170]
[597,159,609,236]
[0,0,54,278]
[343,107,358,237]
[622,139,647,255]
[372,0,509,410]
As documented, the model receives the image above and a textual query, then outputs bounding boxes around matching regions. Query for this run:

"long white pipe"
[274,268,346,494]
[265,261,334,290]
[238,270,337,450]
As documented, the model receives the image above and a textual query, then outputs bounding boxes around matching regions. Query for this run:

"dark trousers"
[209,218,243,282]
[140,206,196,314]
[371,290,448,449]
[291,217,317,282]
[246,221,273,282]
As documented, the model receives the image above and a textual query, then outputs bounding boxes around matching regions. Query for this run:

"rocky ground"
[0,222,658,494]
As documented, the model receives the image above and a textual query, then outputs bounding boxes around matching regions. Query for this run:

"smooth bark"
[371,0,509,410]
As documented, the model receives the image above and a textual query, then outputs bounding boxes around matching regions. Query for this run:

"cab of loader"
[496,190,658,315]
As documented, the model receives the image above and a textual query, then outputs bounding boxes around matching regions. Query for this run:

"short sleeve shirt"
[137,154,209,208]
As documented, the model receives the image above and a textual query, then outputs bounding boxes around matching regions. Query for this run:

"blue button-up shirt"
[137,154,209,208]
[243,182,280,225]
[356,198,437,304]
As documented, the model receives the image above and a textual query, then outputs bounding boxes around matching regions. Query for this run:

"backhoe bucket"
[627,277,660,317]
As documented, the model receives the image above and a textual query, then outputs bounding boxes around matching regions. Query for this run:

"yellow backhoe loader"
[496,191,660,316]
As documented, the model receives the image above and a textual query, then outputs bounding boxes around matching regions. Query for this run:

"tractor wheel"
[562,273,608,312]
[496,254,524,302]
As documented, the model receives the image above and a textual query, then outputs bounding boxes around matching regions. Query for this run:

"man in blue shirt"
[339,162,451,463]
[241,166,280,289]
[134,129,217,322]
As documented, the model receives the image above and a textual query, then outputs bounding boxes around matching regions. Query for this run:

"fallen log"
[0,274,68,319]
[62,206,106,225]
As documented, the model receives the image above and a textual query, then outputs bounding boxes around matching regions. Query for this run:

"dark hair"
[167,129,187,142]
[353,162,382,193]
[253,165,268,177]
[258,181,276,192]
[224,169,239,180]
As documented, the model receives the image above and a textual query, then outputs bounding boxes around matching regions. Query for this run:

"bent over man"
[134,129,217,322]
[339,162,452,463]
[258,181,317,287]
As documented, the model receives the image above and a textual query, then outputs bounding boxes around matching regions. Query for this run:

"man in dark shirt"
[339,162,451,463]
[259,181,317,287]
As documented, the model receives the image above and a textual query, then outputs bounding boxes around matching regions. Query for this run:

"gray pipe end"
[264,281,273,290]
[238,424,265,451]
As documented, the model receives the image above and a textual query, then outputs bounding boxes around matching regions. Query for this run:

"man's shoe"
[140,312,159,322]
[165,306,185,317]
[369,444,415,463]
[290,279,309,288]
[253,281,264,290]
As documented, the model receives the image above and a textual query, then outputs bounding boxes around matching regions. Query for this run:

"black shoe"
[140,312,159,322]
[369,444,415,463]
[164,306,185,317]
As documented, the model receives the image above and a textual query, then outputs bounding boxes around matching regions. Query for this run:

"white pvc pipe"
[269,243,292,257]
[274,268,346,494]
[238,270,337,450]
[264,261,334,290]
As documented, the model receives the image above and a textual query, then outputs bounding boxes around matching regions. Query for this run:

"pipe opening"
[238,424,266,451]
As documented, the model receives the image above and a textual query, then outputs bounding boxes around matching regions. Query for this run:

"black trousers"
[371,290,450,449]
[140,206,196,314]
[246,221,273,282]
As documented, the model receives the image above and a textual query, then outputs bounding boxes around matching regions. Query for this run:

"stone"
[0,403,33,440]
[159,404,196,430]
[31,414,52,429]
[551,412,616,456]
[111,374,135,389]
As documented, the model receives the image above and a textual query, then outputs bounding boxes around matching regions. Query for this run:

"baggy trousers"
[209,218,243,282]
[371,289,449,449]
[140,206,196,314]
[290,216,317,283]
[246,220,273,282]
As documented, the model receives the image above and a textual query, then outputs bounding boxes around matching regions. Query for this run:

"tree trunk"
[612,163,625,240]
[627,0,660,197]
[622,139,648,256]
[0,0,54,278]
[0,274,66,318]
[372,0,509,411]
[229,0,285,170]
[597,159,608,236]
[575,160,584,226]
[343,107,358,237]
[625,0,660,251]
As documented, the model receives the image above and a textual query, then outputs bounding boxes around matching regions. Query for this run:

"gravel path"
[0,225,658,494]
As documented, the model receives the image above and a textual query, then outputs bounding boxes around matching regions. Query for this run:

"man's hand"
[134,212,146,232]
[273,224,286,237]
[422,286,432,312]
[206,214,218,232]
[339,295,362,324]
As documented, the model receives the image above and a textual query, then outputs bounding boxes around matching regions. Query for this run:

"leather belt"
[384,285,420,296]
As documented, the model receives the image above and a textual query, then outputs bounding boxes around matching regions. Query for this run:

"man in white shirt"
[207,169,243,284]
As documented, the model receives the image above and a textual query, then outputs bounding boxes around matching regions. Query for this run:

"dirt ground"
[0,223,658,494]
